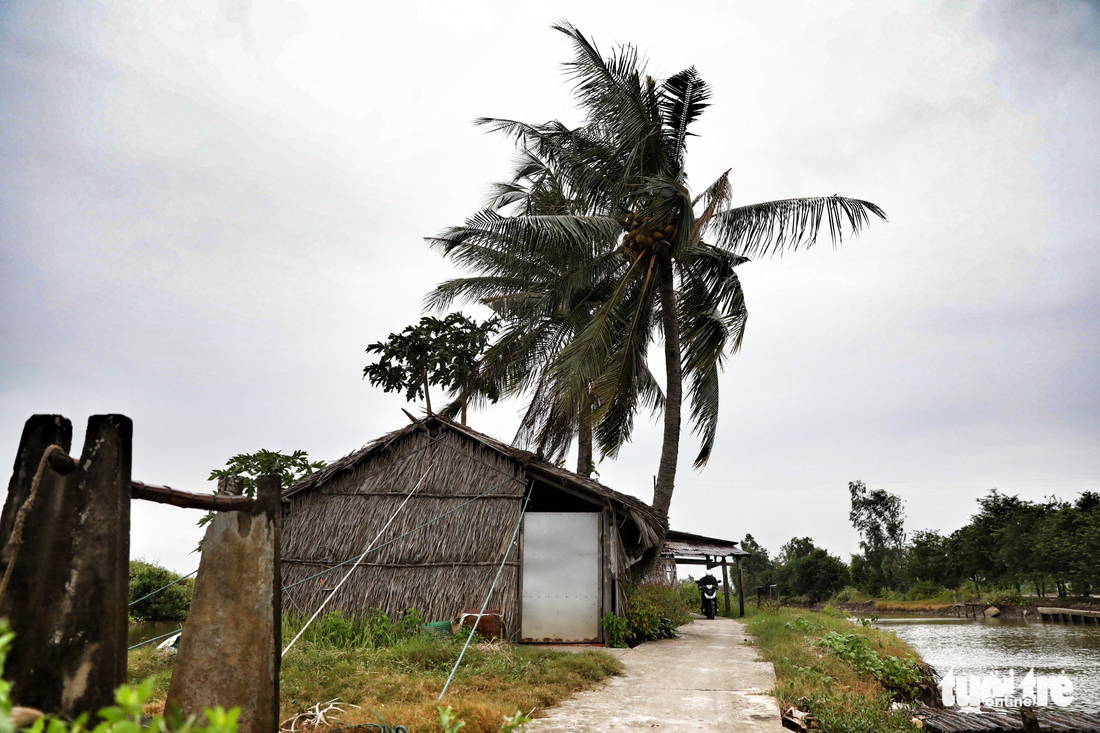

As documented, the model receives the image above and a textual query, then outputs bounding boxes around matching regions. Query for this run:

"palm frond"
[711,195,887,258]
[660,67,711,172]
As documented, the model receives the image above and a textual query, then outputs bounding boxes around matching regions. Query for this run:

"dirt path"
[526,616,785,732]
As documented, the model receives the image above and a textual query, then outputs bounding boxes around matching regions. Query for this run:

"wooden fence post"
[720,559,731,616]
[0,414,132,717]
[737,556,745,618]
[166,474,282,733]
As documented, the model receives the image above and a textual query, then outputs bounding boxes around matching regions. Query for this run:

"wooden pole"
[131,480,255,512]
[737,556,745,618]
[721,559,731,616]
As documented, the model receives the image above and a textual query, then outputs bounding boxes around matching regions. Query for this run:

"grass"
[128,613,623,733]
[871,596,957,612]
[742,605,928,733]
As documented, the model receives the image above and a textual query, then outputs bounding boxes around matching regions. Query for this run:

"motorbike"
[697,574,719,619]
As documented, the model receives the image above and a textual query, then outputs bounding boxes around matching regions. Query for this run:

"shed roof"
[661,529,750,560]
[285,415,667,548]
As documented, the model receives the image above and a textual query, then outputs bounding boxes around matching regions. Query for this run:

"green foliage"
[209,449,325,498]
[129,561,193,621]
[738,534,775,593]
[905,581,945,601]
[832,586,869,603]
[624,584,694,646]
[281,610,426,650]
[198,448,325,543]
[814,631,923,697]
[773,539,849,602]
[364,313,499,415]
[431,24,884,522]
[1,624,14,733]
[848,481,907,596]
[436,706,530,733]
[498,710,531,733]
[677,578,701,611]
[599,613,627,648]
[437,706,465,733]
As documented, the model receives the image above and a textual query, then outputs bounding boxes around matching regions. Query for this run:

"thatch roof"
[286,415,667,547]
[661,529,749,560]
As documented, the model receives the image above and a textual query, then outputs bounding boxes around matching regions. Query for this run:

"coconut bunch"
[619,210,678,261]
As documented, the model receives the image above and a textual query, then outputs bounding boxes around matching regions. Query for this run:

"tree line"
[737,483,1100,603]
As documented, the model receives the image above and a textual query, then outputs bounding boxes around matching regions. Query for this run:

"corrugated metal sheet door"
[520,512,600,642]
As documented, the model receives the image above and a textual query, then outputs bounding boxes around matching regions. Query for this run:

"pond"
[873,615,1100,714]
[128,620,183,649]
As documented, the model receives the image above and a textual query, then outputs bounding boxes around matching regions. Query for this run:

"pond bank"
[811,598,1100,620]
[744,606,934,733]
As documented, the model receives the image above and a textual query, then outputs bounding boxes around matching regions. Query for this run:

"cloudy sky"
[2,0,1098,574]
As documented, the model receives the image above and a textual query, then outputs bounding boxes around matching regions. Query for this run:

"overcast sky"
[2,0,1098,575]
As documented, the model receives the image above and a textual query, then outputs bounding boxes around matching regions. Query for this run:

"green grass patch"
[129,612,623,733]
[746,605,928,733]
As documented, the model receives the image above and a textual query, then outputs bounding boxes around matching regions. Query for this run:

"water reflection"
[873,616,1100,714]
[128,620,182,648]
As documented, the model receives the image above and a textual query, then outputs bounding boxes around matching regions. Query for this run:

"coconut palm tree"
[427,146,666,475]
[435,24,885,518]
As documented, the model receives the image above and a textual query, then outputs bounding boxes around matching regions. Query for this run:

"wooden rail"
[131,481,255,512]
[46,448,254,512]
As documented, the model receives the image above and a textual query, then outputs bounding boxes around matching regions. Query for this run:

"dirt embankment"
[812,598,1100,619]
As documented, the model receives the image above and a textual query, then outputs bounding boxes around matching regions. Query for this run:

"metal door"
[521,512,600,642]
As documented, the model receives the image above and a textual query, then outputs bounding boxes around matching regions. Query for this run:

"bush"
[907,581,945,601]
[281,609,425,649]
[600,613,628,648]
[129,560,193,621]
[624,584,694,646]
[677,578,701,612]
[832,586,868,603]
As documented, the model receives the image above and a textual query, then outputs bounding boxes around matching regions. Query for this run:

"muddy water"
[873,616,1100,714]
[128,620,182,648]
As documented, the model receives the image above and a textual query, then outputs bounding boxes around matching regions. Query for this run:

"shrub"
[600,613,628,648]
[624,584,693,646]
[985,589,1023,607]
[832,586,867,603]
[907,581,945,601]
[281,609,426,649]
[677,578,701,612]
[129,560,193,621]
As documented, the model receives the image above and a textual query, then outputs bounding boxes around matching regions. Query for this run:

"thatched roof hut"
[281,415,666,643]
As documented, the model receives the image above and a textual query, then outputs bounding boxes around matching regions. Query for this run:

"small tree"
[848,480,907,594]
[129,560,193,621]
[363,312,498,422]
[196,449,325,548]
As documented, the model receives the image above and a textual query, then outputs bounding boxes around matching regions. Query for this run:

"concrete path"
[527,616,785,732]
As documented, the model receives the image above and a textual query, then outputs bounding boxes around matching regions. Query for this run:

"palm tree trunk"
[576,398,593,478]
[652,257,682,518]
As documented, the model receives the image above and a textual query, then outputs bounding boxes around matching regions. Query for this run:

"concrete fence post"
[0,414,132,717]
[166,474,282,733]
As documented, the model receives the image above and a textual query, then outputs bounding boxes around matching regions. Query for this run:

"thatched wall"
[281,427,525,632]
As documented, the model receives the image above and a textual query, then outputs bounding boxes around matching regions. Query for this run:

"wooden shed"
[280,415,666,643]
